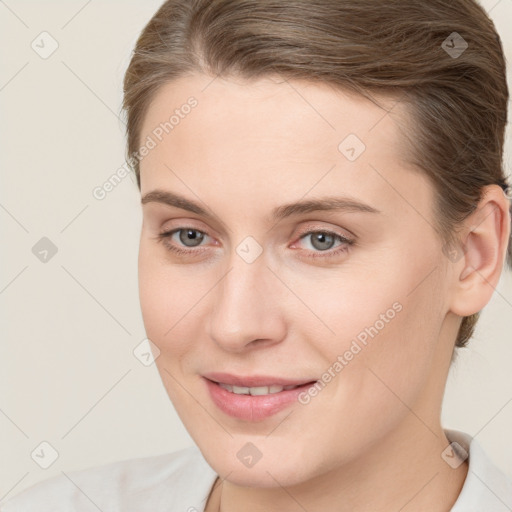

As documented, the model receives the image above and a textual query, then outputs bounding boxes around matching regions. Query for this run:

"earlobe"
[450,185,510,317]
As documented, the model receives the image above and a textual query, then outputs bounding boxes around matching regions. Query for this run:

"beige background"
[1,0,511,499]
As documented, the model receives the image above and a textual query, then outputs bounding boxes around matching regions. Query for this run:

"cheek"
[138,246,166,337]
[138,252,195,403]
[138,242,212,359]
[137,243,185,349]
[288,265,405,355]
[302,257,444,392]
[341,270,444,411]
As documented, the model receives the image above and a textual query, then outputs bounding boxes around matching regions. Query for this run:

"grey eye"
[178,229,205,247]
[308,232,337,251]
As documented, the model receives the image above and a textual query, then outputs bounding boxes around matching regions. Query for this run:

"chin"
[195,435,324,488]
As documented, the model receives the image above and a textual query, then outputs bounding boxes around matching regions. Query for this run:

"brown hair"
[122,0,511,348]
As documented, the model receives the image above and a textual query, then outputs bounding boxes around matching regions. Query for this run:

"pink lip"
[202,373,317,422]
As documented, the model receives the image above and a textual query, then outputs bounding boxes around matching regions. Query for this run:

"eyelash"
[156,226,354,260]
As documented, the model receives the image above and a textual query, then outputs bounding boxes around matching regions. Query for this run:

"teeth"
[218,383,300,395]
[249,386,274,396]
[232,385,250,394]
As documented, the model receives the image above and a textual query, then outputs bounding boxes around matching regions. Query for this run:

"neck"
[206,419,468,512]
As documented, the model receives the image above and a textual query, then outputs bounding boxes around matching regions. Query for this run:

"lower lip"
[204,378,315,421]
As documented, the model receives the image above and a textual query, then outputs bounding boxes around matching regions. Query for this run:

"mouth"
[202,373,317,421]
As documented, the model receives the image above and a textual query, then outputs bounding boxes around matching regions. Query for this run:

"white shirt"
[1,430,511,511]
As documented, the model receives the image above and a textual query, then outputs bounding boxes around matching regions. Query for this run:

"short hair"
[122,0,511,348]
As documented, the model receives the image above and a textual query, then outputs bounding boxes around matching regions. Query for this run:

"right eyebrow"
[141,190,210,216]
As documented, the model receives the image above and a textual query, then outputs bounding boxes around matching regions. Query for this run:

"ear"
[449,184,511,317]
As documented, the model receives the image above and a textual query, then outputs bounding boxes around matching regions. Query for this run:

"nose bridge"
[208,242,285,351]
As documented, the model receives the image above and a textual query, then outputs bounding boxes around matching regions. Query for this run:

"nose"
[207,252,287,353]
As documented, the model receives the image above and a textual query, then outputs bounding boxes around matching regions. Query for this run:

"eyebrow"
[141,189,381,224]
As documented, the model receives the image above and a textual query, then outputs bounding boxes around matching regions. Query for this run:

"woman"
[2,0,511,510]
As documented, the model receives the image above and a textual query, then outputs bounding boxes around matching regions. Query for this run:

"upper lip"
[203,372,317,387]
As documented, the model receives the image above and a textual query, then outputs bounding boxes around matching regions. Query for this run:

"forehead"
[140,73,407,159]
[138,73,432,223]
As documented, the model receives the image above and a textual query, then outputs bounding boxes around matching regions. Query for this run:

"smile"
[218,383,301,395]
[202,373,317,421]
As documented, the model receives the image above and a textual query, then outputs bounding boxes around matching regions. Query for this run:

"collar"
[446,429,512,511]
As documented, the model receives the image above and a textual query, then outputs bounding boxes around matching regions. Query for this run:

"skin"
[137,73,510,511]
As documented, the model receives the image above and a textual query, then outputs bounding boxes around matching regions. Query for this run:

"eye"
[293,229,354,259]
[156,227,211,255]
[175,228,206,247]
[156,226,355,260]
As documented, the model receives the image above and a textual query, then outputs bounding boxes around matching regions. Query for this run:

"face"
[138,73,455,487]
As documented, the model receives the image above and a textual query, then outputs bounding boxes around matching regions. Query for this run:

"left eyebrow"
[269,196,381,223]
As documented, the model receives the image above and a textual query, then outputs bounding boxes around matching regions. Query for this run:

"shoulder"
[0,445,217,512]
[447,429,512,511]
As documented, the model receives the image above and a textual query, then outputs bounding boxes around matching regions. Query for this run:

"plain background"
[1,0,511,500]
